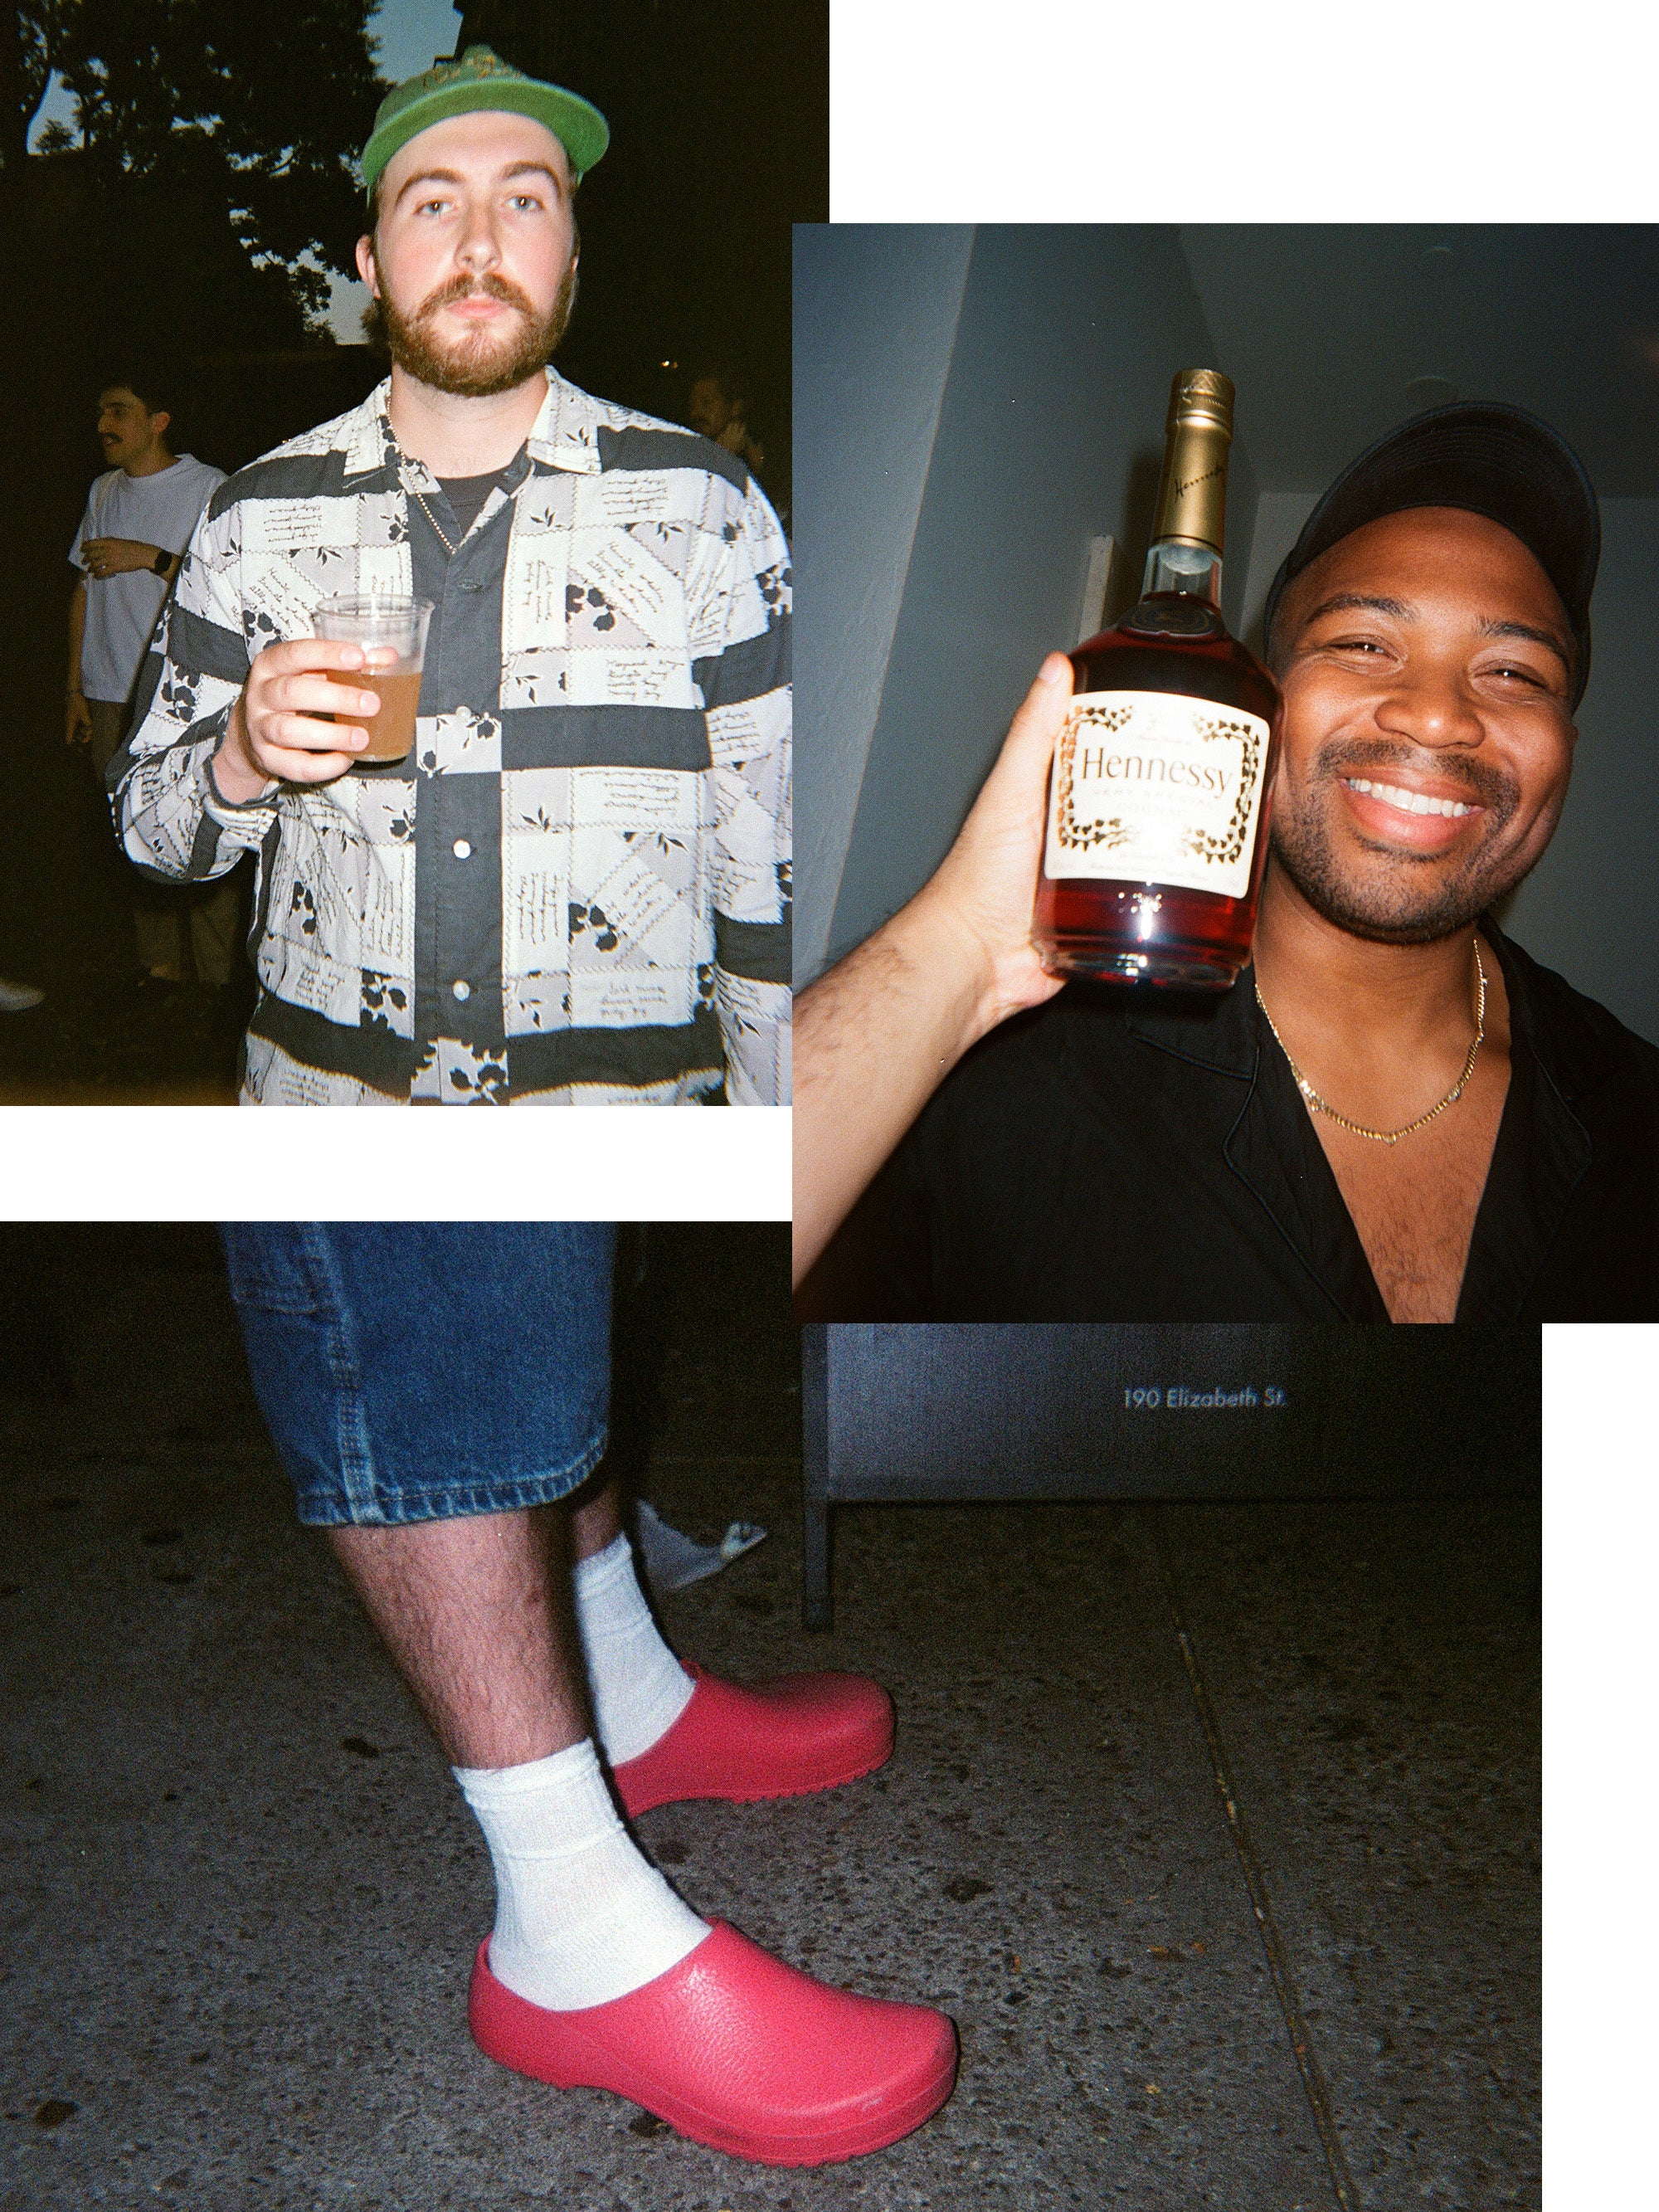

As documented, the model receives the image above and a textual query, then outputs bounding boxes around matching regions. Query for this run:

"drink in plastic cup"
[314,595,434,763]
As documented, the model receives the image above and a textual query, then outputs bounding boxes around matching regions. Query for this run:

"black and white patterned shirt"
[115,369,791,1105]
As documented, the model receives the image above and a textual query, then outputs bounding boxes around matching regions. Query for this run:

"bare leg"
[328,1503,590,1769]
[326,1473,631,1770]
[329,1493,709,2016]
[568,1474,624,1563]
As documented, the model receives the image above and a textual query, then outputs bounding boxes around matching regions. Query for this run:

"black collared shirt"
[838,921,1659,1321]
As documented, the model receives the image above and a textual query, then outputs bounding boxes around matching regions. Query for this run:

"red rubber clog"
[611,1662,895,1820]
[468,1921,957,2166]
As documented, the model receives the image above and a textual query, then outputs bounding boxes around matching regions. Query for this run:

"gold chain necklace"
[1254,942,1486,1147]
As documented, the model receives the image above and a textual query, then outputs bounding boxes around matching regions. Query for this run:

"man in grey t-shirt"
[66,374,227,989]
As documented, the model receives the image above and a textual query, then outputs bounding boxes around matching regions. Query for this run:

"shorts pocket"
[219,1224,335,1316]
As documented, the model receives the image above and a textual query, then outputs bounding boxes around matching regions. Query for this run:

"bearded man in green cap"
[112,48,791,1108]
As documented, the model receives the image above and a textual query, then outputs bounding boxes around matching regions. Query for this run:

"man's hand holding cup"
[213,636,392,802]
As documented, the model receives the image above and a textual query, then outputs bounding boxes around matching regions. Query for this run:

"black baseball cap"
[1262,402,1600,709]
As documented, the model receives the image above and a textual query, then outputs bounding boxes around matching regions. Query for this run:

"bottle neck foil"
[1150,409,1231,557]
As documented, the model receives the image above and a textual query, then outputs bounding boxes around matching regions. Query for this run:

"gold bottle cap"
[1165,368,1234,437]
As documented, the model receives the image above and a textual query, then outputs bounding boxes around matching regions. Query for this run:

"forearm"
[791,655,1075,1284]
[67,583,85,694]
[791,889,998,1286]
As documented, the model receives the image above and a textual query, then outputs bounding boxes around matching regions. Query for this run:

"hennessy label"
[1044,689,1269,899]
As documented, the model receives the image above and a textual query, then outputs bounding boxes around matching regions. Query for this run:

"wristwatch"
[152,548,173,577]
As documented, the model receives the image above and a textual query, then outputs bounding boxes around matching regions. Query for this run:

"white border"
[830,2,1649,225]
[1542,1323,1653,2198]
[0,1104,791,1221]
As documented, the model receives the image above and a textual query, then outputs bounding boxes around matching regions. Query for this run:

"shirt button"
[452,839,472,859]
[451,980,471,1003]
[460,579,484,592]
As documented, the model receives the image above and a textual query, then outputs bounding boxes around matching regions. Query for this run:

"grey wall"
[1240,491,1318,648]
[805,225,1257,979]
[794,227,973,982]
[1179,225,1659,498]
[1501,498,1659,1044]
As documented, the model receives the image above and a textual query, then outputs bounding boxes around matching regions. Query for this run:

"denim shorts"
[220,1224,616,1527]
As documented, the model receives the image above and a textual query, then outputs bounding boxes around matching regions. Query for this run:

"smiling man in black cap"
[795,402,1659,1322]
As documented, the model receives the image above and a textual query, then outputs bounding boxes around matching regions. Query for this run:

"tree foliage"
[0,2,72,183]
[7,2,387,325]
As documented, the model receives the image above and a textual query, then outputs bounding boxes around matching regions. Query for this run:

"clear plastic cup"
[314,594,434,763]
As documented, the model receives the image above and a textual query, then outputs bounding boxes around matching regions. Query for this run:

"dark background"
[0,1220,796,1479]
[0,1,823,1098]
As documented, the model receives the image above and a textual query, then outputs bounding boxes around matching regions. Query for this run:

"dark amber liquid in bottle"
[1033,595,1282,989]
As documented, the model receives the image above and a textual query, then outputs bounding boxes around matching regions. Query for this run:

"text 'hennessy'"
[1034,369,1282,988]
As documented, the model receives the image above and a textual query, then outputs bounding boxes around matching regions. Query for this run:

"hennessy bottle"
[1033,369,1282,988]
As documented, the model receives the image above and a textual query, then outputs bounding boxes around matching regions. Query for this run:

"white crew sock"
[455,1738,709,2011]
[573,1531,697,1766]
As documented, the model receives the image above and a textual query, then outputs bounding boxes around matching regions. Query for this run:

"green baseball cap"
[361,44,610,206]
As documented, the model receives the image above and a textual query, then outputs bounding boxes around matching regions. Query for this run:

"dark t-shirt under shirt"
[434,470,507,541]
[820,919,1659,1324]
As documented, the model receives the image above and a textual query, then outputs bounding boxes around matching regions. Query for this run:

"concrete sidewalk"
[1,1231,1538,2210]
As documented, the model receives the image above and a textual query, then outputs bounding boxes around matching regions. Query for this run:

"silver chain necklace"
[414,490,460,557]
